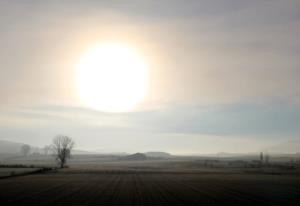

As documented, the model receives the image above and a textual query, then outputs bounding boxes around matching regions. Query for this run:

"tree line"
[20,135,75,168]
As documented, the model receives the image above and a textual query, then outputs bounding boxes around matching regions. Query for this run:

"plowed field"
[1,169,300,206]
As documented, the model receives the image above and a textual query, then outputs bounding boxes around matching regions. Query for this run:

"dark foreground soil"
[1,169,300,206]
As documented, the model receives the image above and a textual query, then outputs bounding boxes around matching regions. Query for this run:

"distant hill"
[144,152,172,158]
[119,153,147,161]
[0,140,25,154]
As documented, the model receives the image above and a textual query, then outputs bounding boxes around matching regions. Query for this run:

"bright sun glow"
[76,43,148,112]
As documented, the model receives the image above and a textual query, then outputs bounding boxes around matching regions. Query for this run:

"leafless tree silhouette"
[52,135,75,168]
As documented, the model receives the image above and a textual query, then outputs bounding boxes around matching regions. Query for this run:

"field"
[0,168,43,178]
[1,161,300,206]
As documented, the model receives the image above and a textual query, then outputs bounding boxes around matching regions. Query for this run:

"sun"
[76,42,148,112]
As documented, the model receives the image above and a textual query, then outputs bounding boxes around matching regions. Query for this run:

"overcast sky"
[1,0,300,154]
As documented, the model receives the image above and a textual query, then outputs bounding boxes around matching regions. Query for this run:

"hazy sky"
[1,0,300,154]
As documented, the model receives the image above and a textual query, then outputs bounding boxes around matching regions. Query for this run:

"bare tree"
[52,135,75,168]
[20,144,31,156]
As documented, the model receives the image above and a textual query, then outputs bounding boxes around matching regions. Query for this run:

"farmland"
[0,167,42,178]
[1,163,300,206]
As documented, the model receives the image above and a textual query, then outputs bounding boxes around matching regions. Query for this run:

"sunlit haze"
[0,0,300,154]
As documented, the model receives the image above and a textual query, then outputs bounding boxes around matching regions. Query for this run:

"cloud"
[0,102,299,152]
[129,103,300,136]
[2,102,300,136]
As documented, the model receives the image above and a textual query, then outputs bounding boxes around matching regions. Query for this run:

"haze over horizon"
[1,0,300,154]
